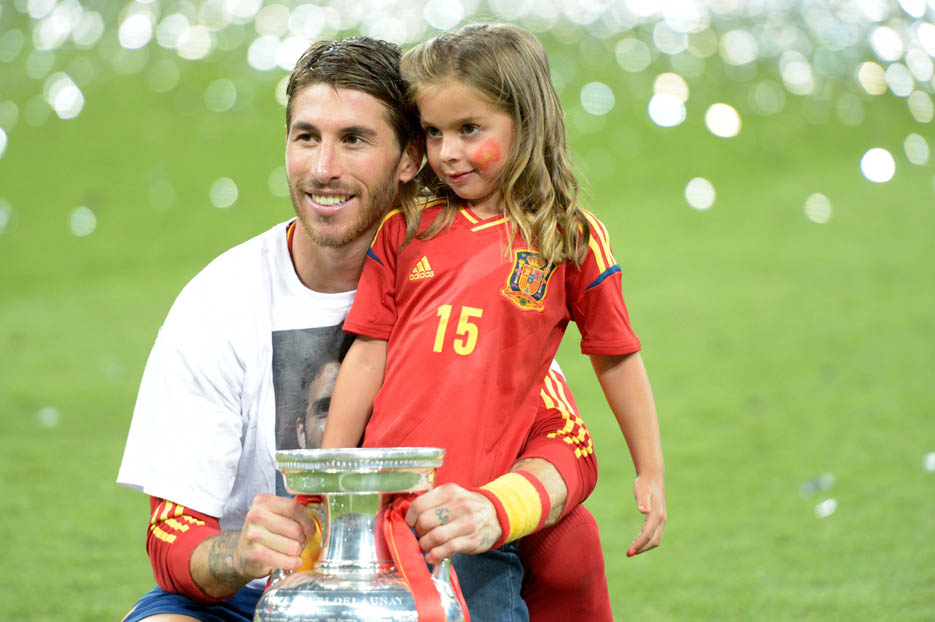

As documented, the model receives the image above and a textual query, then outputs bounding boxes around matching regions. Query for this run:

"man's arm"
[148,494,318,601]
[405,368,598,564]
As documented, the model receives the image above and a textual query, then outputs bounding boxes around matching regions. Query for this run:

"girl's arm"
[590,351,667,557]
[320,336,388,448]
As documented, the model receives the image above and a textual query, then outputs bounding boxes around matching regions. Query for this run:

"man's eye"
[345,135,365,145]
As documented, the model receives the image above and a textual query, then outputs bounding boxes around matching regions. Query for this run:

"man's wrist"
[474,471,551,548]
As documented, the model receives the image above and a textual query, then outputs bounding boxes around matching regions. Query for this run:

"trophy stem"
[317,492,394,571]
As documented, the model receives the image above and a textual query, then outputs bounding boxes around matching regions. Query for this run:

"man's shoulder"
[164,222,287,329]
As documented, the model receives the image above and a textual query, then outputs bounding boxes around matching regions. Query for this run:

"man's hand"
[626,472,666,557]
[192,493,318,598]
[404,483,502,565]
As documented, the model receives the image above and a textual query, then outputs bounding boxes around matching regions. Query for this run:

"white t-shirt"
[117,221,355,535]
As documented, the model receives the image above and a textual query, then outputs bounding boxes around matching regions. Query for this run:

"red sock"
[519,505,613,622]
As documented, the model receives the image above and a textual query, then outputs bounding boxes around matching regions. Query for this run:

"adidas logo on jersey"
[409,256,435,280]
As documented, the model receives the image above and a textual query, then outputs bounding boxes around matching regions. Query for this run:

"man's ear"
[397,139,424,183]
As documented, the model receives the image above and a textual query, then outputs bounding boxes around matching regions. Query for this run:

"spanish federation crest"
[500,249,557,311]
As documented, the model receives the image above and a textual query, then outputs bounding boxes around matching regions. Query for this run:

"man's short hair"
[286,37,420,149]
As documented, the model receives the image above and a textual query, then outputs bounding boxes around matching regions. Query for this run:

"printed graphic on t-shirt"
[271,326,353,453]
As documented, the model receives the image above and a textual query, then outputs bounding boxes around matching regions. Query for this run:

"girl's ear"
[397,139,424,183]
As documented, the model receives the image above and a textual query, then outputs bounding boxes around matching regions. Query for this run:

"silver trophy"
[254,447,467,622]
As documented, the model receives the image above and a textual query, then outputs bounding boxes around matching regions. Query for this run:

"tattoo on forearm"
[208,532,246,591]
[435,507,450,525]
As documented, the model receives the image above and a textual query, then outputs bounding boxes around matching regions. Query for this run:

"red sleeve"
[146,496,227,602]
[342,210,406,340]
[518,369,598,517]
[567,211,641,356]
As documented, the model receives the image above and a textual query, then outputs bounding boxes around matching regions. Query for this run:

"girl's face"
[417,79,515,218]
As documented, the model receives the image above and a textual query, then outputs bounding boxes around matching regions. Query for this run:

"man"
[118,37,664,622]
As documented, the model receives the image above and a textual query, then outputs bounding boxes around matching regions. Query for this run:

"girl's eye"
[462,124,479,135]
[424,127,441,138]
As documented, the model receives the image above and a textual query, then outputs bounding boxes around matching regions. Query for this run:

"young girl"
[323,23,665,620]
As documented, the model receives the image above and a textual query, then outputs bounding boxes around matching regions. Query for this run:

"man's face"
[297,360,340,449]
[285,83,417,248]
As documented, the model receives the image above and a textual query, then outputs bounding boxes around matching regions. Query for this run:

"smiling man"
[117,38,621,622]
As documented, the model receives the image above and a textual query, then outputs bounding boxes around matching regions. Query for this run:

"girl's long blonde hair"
[400,23,589,266]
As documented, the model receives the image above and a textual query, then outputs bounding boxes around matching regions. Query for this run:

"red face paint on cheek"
[470,139,502,172]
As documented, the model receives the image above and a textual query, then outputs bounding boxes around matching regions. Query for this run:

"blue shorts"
[452,543,528,622]
[121,585,263,622]
[123,545,526,622]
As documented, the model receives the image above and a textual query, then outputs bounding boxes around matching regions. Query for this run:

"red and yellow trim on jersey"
[540,369,594,459]
[580,209,616,275]
[149,500,207,545]
[457,206,511,233]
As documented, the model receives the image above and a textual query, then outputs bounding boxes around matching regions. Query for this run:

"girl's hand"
[627,473,666,557]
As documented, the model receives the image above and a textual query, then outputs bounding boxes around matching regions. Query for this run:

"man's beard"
[290,169,400,249]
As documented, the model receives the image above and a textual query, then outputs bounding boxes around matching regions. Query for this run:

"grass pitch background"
[1,25,934,622]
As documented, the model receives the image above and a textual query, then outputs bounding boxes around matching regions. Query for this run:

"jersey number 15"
[433,305,483,356]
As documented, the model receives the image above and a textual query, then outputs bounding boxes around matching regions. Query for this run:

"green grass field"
[1,26,934,622]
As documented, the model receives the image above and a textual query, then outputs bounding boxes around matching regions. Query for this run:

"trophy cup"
[254,447,467,621]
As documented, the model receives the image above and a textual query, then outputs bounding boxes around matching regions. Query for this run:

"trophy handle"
[431,557,455,585]
[268,568,290,588]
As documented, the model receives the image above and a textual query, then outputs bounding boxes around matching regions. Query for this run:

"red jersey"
[344,199,640,487]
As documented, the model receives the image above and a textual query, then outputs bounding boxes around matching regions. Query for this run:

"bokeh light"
[0,29,26,63]
[903,133,929,165]
[255,4,291,37]
[780,51,815,95]
[907,91,934,123]
[804,193,832,224]
[177,25,214,61]
[148,59,181,93]
[205,78,237,112]
[685,177,715,210]
[720,29,757,65]
[648,93,686,127]
[580,82,615,116]
[210,177,239,209]
[424,0,465,30]
[654,72,690,102]
[268,166,290,198]
[705,103,741,138]
[37,406,61,428]
[43,72,84,120]
[857,62,888,95]
[924,452,935,473]
[885,63,914,97]
[869,25,904,61]
[0,199,11,234]
[615,38,652,72]
[248,35,279,71]
[749,80,786,115]
[156,14,191,50]
[860,148,896,183]
[0,128,7,159]
[118,14,155,50]
[69,206,97,237]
